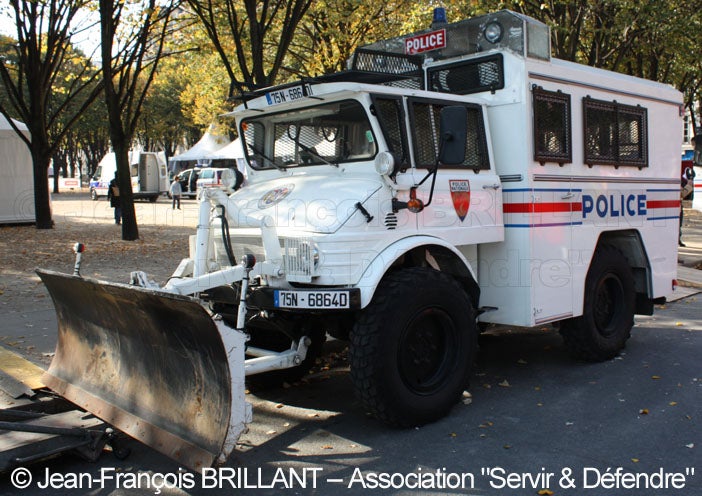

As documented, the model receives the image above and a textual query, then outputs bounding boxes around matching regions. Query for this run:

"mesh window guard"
[351,49,424,90]
[372,96,409,168]
[584,97,648,168]
[428,54,504,95]
[409,98,490,170]
[532,86,572,165]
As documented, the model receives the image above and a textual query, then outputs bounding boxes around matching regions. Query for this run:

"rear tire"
[350,267,476,427]
[560,244,635,361]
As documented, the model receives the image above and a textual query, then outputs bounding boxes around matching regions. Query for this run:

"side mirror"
[438,106,468,165]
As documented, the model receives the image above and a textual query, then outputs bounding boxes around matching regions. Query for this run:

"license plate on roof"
[265,85,307,105]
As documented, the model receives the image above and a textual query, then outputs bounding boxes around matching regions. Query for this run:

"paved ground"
[0,195,700,496]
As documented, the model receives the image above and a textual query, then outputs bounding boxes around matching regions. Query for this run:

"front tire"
[560,244,635,361]
[350,268,477,427]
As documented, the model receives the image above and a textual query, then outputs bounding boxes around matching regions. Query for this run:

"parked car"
[174,168,201,199]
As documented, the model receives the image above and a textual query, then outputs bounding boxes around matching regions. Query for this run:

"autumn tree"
[75,96,110,178]
[137,23,220,159]
[465,0,702,131]
[290,0,413,77]
[186,0,313,94]
[0,0,103,228]
[47,44,105,193]
[99,0,176,240]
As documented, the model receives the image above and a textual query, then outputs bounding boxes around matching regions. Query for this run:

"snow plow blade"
[37,269,235,471]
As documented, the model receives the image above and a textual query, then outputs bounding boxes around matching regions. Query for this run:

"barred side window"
[533,87,571,164]
[408,98,490,170]
[372,96,409,169]
[584,97,648,168]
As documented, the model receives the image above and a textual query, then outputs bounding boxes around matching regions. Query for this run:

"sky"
[0,11,14,37]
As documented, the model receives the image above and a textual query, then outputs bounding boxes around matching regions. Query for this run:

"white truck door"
[526,182,575,325]
[407,98,504,245]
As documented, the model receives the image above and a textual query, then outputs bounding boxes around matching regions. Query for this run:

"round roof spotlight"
[484,21,503,44]
[375,151,396,176]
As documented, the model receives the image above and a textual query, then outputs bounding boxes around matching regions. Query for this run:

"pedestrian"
[680,135,700,246]
[680,166,695,246]
[107,172,121,225]
[189,170,198,196]
[170,176,182,209]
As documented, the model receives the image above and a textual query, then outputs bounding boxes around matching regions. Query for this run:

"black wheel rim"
[398,307,458,395]
[593,272,625,337]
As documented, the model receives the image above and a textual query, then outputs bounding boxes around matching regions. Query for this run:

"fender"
[355,235,477,308]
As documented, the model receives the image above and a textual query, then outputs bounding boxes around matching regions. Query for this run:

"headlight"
[298,241,320,269]
[221,168,238,190]
[484,21,503,44]
[284,238,320,281]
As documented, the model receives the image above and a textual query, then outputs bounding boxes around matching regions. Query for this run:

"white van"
[90,151,168,202]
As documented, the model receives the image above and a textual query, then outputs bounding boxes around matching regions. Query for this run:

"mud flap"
[37,269,240,471]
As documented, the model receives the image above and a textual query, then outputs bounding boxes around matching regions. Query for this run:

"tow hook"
[294,336,312,365]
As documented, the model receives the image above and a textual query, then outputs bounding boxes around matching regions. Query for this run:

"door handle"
[561,192,575,199]
[482,183,501,190]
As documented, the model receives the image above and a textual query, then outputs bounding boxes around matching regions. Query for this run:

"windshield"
[241,100,377,170]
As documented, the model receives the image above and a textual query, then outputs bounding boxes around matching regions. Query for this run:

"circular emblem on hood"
[258,184,294,209]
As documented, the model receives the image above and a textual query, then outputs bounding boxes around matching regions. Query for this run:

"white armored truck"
[39,10,683,471]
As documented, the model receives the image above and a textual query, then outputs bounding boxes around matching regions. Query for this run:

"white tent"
[0,115,34,224]
[170,129,230,163]
[204,137,245,160]
[204,138,247,180]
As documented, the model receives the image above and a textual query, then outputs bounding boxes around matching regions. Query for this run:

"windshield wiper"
[247,144,287,172]
[297,142,339,168]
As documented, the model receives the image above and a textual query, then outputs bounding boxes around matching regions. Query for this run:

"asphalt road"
[0,294,699,496]
[0,194,700,495]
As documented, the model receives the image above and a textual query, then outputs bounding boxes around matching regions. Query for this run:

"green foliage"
[0,0,105,227]
[5,0,702,174]
[290,0,415,77]
[186,0,313,91]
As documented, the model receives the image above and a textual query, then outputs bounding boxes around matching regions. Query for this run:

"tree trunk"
[110,130,139,241]
[30,144,54,229]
